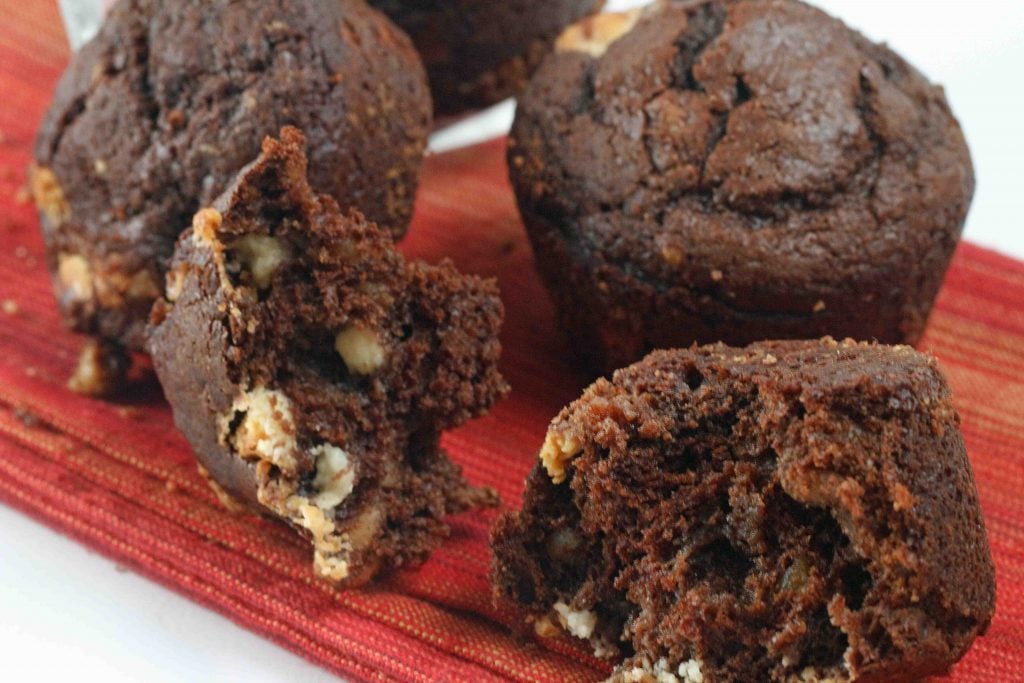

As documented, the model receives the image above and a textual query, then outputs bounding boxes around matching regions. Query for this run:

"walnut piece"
[555,8,643,58]
[29,164,71,228]
[345,506,383,551]
[228,387,299,470]
[191,208,222,246]
[533,614,561,638]
[539,429,582,484]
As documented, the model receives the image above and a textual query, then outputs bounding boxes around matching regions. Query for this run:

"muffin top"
[509,0,974,312]
[33,0,431,349]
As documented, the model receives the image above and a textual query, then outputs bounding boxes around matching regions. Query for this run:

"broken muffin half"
[492,339,994,682]
[149,127,507,586]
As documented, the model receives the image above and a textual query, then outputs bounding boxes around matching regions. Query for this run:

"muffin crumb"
[149,129,507,586]
[493,339,995,681]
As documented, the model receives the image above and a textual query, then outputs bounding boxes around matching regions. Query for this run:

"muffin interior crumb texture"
[492,340,995,682]
[149,128,507,585]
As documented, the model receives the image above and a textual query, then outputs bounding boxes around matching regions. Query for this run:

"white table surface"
[3,2,1023,681]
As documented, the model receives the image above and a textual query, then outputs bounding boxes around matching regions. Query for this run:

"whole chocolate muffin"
[492,339,995,682]
[148,129,507,586]
[368,0,604,115]
[509,0,975,375]
[31,0,431,388]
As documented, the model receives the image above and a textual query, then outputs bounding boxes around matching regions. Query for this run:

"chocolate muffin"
[32,0,431,391]
[368,0,604,116]
[148,128,507,586]
[508,0,975,375]
[492,339,995,682]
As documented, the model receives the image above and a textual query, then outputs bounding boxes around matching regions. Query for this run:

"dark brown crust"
[33,0,431,354]
[509,0,975,375]
[148,128,507,585]
[492,338,995,682]
[369,0,604,115]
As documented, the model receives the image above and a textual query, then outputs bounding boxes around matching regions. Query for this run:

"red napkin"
[0,2,1021,680]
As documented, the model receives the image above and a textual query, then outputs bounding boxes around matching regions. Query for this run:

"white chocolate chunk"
[678,659,704,683]
[546,527,583,562]
[286,497,351,582]
[230,234,292,289]
[58,253,94,302]
[311,444,355,509]
[554,601,597,640]
[792,667,844,683]
[335,326,385,375]
[229,387,298,469]
[620,656,704,683]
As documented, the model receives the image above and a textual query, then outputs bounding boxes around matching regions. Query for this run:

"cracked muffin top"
[509,0,974,372]
[31,0,431,354]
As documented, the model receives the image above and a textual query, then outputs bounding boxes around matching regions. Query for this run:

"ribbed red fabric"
[0,3,1020,681]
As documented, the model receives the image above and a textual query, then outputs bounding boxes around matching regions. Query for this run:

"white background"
[3,1,1022,681]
